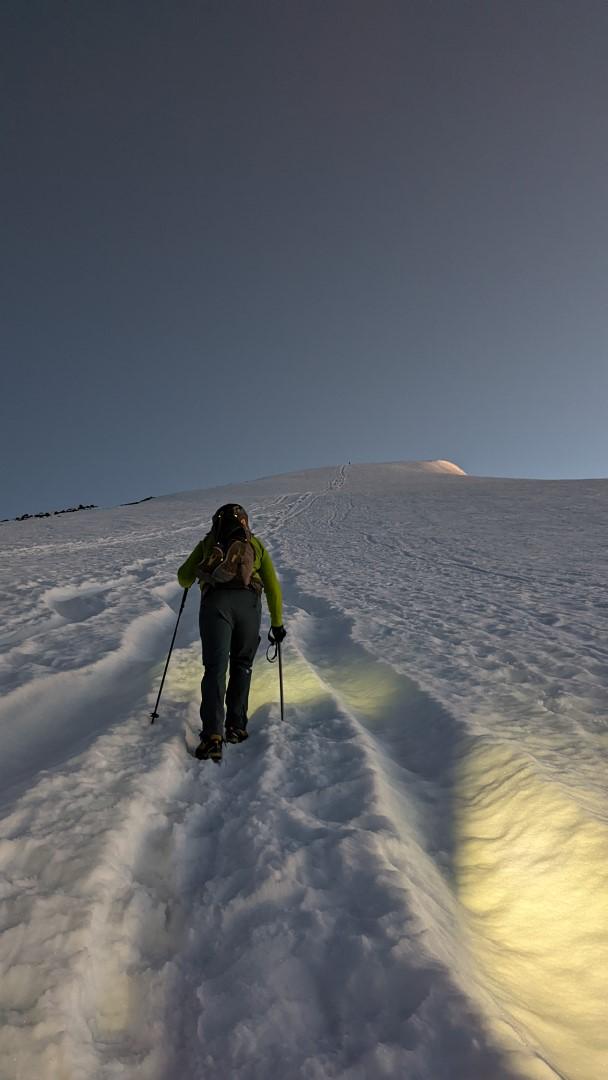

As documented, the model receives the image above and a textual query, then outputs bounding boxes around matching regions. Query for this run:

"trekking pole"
[277,641,285,723]
[266,635,285,722]
[150,587,189,724]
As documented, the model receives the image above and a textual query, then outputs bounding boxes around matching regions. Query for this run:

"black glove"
[269,625,287,644]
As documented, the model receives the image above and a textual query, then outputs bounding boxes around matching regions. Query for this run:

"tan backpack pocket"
[199,539,256,588]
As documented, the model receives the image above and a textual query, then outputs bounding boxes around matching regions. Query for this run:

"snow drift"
[0,461,606,1080]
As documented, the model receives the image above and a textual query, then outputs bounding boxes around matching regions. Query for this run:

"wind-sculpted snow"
[0,462,606,1079]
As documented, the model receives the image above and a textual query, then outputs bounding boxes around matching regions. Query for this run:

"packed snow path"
[1,463,607,1080]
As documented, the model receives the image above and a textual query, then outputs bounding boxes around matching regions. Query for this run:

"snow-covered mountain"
[0,461,606,1080]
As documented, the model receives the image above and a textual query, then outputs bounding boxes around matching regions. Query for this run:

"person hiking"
[177,503,285,763]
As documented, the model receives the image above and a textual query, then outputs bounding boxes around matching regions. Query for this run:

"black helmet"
[212,503,249,542]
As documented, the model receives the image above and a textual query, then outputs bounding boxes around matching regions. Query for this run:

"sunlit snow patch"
[454,739,608,1080]
[424,459,467,475]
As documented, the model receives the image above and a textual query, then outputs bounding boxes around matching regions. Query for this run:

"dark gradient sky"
[2,1,608,516]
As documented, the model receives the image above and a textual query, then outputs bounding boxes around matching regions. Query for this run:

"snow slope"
[0,461,607,1080]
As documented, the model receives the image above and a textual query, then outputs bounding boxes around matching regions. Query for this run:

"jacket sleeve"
[257,543,283,626]
[177,540,206,588]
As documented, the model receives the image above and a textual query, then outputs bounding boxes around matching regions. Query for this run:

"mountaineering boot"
[225,725,249,744]
[195,733,223,763]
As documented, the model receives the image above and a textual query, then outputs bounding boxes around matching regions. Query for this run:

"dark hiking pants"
[199,587,261,738]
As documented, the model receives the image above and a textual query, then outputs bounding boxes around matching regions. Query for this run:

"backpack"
[197,537,256,589]
[197,503,262,592]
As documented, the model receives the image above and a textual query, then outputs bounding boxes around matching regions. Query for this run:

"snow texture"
[0,460,607,1080]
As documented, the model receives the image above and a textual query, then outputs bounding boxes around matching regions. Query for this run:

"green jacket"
[177,534,283,626]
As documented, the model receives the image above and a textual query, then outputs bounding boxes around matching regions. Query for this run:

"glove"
[269,625,287,644]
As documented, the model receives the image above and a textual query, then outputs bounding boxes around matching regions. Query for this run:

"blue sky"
[2,0,608,517]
